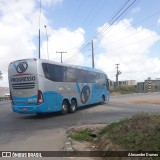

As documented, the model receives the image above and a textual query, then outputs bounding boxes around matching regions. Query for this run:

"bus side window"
[42,63,50,79]
[76,69,84,83]
[66,67,76,82]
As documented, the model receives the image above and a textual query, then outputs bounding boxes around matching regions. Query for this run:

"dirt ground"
[67,124,107,160]
[130,99,160,105]
[66,93,160,160]
[111,93,160,105]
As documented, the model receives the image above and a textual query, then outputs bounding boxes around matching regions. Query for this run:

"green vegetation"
[68,129,94,141]
[99,113,160,151]
[68,113,160,160]
[111,86,136,94]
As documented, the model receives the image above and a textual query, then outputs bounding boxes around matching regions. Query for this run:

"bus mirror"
[106,79,110,91]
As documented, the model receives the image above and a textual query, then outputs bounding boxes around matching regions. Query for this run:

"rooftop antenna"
[44,25,49,60]
[38,0,41,59]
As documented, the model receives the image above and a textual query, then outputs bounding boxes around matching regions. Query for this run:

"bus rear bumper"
[12,104,45,114]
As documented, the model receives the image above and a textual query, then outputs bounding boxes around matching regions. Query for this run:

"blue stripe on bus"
[76,83,81,95]
[11,85,110,114]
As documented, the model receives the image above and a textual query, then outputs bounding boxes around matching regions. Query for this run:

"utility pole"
[115,64,121,87]
[0,70,3,80]
[91,40,95,68]
[56,51,67,63]
[38,0,41,59]
[44,25,49,60]
[39,29,40,59]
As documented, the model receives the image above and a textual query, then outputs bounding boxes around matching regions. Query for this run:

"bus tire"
[61,101,69,115]
[69,99,77,113]
[101,95,105,105]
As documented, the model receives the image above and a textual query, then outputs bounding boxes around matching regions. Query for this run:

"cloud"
[0,0,38,75]
[0,0,85,87]
[40,0,63,6]
[95,19,160,82]
[158,18,160,25]
[41,27,85,64]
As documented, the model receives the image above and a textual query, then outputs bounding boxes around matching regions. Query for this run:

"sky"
[0,0,160,87]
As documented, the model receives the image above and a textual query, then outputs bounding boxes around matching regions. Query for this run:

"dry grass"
[130,99,160,105]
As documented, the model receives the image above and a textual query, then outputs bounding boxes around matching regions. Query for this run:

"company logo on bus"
[80,86,90,104]
[16,62,28,73]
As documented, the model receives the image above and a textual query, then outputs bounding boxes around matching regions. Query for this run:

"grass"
[99,113,160,151]
[68,113,160,160]
[68,129,95,141]
[111,86,136,94]
[68,113,160,151]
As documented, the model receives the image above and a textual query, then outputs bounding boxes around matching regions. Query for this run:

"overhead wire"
[64,0,105,55]
[80,0,104,26]
[97,22,158,48]
[82,0,160,66]
[84,0,109,28]
[67,0,84,29]
[93,0,137,40]
[103,9,160,40]
[64,0,137,63]
[87,9,160,57]
[93,31,160,55]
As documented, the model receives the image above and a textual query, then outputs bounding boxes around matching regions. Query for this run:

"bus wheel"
[101,95,105,104]
[61,101,68,115]
[69,99,77,113]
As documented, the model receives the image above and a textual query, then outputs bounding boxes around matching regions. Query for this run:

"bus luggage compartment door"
[45,92,58,112]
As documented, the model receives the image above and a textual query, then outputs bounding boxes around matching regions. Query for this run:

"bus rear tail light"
[37,90,44,105]
[10,91,14,105]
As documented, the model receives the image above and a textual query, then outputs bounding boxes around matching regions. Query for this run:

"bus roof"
[38,59,106,74]
[10,58,107,76]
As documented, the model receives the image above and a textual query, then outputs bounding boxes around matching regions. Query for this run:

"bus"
[8,58,110,115]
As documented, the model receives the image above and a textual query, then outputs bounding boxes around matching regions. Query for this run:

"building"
[118,80,136,87]
[112,80,136,87]
[0,87,9,97]
[109,80,136,90]
[137,77,160,93]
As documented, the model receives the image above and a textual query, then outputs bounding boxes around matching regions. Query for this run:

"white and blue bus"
[8,59,110,115]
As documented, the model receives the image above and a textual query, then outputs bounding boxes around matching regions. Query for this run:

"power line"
[84,0,131,44]
[91,40,95,68]
[83,0,109,27]
[98,22,158,48]
[95,9,160,43]
[80,0,103,26]
[67,1,160,63]
[64,0,137,63]
[68,0,84,29]
[64,42,90,63]
[94,31,160,55]
[68,0,160,58]
[93,0,137,40]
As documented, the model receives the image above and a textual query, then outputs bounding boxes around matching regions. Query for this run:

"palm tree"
[0,71,3,80]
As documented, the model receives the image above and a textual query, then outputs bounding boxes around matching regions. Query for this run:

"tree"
[0,71,3,80]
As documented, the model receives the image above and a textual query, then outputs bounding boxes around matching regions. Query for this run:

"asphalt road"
[0,93,159,155]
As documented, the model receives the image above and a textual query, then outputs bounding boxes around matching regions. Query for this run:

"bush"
[111,86,136,94]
